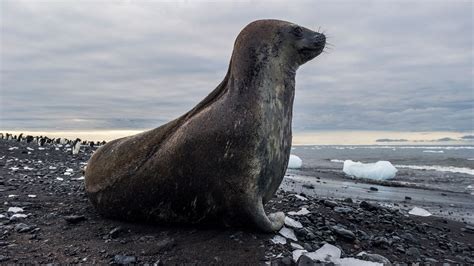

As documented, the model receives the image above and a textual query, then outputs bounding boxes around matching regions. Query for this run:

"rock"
[114,255,136,264]
[281,256,292,265]
[331,225,356,241]
[369,187,378,191]
[400,233,419,244]
[302,184,315,189]
[303,243,313,252]
[333,206,353,214]
[360,201,378,211]
[356,251,391,264]
[296,254,314,266]
[323,200,338,208]
[405,196,412,200]
[64,215,86,224]
[343,197,353,203]
[372,236,390,248]
[109,226,124,238]
[0,255,9,262]
[406,247,420,257]
[14,223,33,233]
[461,225,474,234]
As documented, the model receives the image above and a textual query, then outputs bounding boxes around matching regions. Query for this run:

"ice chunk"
[305,243,341,262]
[28,195,37,198]
[8,195,18,198]
[408,207,431,217]
[291,243,304,250]
[8,207,24,213]
[288,207,310,216]
[10,213,28,220]
[284,216,303,228]
[56,177,64,181]
[338,257,382,266]
[75,176,85,180]
[271,235,287,245]
[279,227,298,241]
[293,194,308,201]
[292,249,308,262]
[288,154,302,169]
[343,160,397,180]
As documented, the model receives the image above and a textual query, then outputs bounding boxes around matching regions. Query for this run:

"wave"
[322,146,474,150]
[394,164,474,175]
[422,150,444,153]
[330,159,474,175]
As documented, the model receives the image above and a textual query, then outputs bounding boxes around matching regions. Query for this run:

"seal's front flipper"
[248,197,285,232]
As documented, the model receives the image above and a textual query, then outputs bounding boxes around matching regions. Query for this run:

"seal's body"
[85,19,325,232]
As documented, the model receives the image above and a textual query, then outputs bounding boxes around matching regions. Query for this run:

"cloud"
[1,0,472,132]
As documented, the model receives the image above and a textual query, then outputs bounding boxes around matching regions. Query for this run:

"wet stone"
[64,215,86,224]
[331,225,356,242]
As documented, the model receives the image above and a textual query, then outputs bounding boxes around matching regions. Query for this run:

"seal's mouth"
[299,33,326,59]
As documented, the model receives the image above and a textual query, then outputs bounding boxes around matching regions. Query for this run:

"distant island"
[375,138,408,142]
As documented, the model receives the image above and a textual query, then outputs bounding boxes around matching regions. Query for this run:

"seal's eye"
[292,26,303,38]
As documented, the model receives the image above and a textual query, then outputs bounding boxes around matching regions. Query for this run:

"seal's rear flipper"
[248,197,285,232]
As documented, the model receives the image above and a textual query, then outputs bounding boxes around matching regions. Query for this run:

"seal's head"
[232,19,326,73]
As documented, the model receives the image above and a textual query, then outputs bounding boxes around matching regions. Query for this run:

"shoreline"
[1,138,473,263]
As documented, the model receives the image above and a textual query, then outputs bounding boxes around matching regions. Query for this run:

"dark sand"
[0,138,473,264]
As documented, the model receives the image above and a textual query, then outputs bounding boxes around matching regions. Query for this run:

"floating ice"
[8,194,18,198]
[49,166,57,170]
[8,147,18,150]
[66,168,73,172]
[27,147,34,151]
[408,207,432,217]
[56,177,64,181]
[279,227,298,241]
[288,155,303,169]
[9,167,19,171]
[23,166,34,170]
[75,176,85,180]
[38,147,46,150]
[343,160,397,180]
[288,207,310,216]
[28,195,37,198]
[271,235,287,245]
[8,207,24,213]
[284,216,303,229]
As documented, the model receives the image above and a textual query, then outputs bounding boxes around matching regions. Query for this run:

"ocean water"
[290,145,474,193]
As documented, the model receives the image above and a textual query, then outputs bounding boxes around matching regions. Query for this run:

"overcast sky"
[1,0,472,132]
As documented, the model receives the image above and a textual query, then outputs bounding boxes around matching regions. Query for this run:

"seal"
[85,19,325,232]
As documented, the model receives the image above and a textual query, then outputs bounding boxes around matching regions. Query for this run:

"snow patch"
[343,160,397,180]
